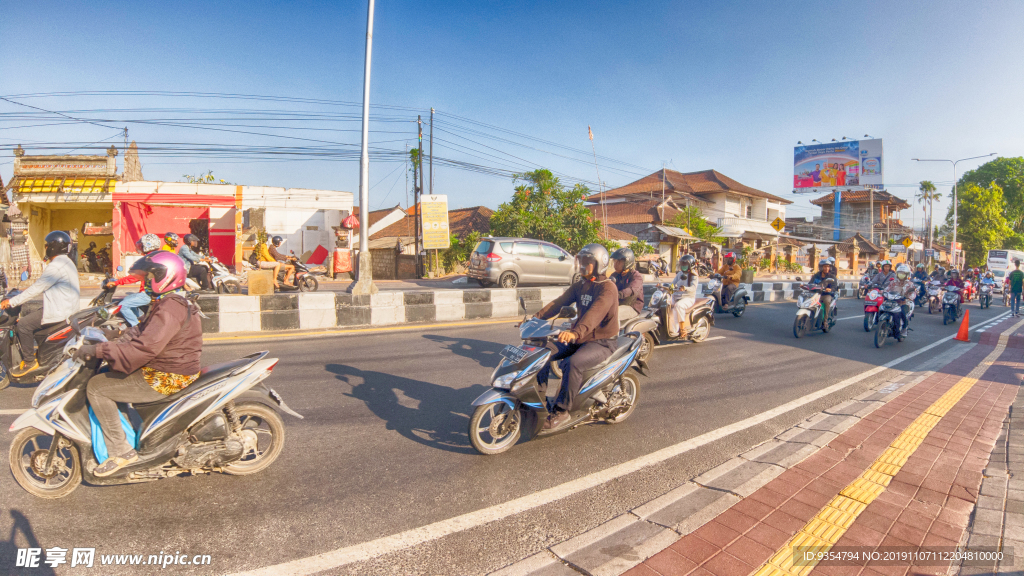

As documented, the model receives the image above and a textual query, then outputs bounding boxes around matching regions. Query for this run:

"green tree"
[628,240,656,257]
[489,169,603,253]
[665,206,724,243]
[181,170,220,184]
[956,157,1024,248]
[916,181,940,246]
[944,182,1012,266]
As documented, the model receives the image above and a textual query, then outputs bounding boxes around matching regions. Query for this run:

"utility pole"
[869,189,874,245]
[349,0,378,295]
[417,116,425,277]
[405,142,409,209]
[429,108,434,196]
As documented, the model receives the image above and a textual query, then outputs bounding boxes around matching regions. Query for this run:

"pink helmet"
[130,251,187,296]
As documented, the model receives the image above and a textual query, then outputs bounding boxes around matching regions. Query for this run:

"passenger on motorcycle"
[871,260,896,287]
[610,248,643,321]
[105,234,162,327]
[886,264,919,336]
[269,236,297,286]
[825,257,838,279]
[945,269,965,302]
[180,234,213,291]
[913,264,929,282]
[809,260,838,325]
[78,251,203,477]
[667,255,700,338]
[717,252,742,304]
[162,232,180,253]
[931,266,946,281]
[0,231,81,377]
[534,244,619,431]
[256,241,283,289]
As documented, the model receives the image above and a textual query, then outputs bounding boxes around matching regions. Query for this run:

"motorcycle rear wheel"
[690,317,711,342]
[875,318,890,348]
[298,276,319,292]
[9,429,82,499]
[731,299,746,317]
[222,402,286,476]
[218,279,242,294]
[606,373,640,424]
[469,403,522,455]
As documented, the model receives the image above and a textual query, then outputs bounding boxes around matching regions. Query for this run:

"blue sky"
[1,0,1022,231]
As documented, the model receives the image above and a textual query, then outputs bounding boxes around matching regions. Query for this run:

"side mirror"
[519,296,526,311]
[559,255,566,261]
[116,265,124,272]
[20,271,28,282]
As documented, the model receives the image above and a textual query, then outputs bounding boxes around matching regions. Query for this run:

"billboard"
[793,138,883,190]
[420,195,451,250]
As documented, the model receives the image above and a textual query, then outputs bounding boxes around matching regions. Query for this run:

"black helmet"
[183,234,199,247]
[723,251,736,265]
[678,254,696,272]
[89,241,97,249]
[164,232,180,247]
[272,235,284,247]
[576,243,610,280]
[44,231,72,260]
[610,247,635,272]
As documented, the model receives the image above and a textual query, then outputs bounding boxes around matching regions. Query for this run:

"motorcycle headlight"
[493,372,517,389]
[649,292,664,307]
[868,290,879,299]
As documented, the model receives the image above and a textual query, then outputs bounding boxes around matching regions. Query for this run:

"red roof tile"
[590,169,792,205]
[370,206,494,240]
[587,199,682,225]
[353,205,406,228]
[810,190,910,209]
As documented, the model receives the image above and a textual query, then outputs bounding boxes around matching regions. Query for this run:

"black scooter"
[469,305,647,455]
[703,274,750,317]
[275,253,320,292]
[874,291,910,348]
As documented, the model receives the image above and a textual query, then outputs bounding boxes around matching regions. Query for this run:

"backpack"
[248,247,260,266]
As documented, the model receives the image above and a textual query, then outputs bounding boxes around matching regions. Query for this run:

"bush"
[441,231,481,273]
[629,240,656,257]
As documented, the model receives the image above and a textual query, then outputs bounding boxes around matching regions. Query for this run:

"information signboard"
[420,195,451,250]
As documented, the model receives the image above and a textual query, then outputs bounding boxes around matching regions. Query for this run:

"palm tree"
[917,181,941,250]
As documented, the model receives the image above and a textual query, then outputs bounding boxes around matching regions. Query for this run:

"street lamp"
[350,0,379,295]
[912,153,997,269]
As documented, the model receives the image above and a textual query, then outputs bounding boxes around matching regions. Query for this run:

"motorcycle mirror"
[116,265,123,272]
[519,296,526,312]
[20,271,28,281]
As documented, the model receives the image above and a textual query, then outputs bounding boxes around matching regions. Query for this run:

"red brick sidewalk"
[626,317,1024,576]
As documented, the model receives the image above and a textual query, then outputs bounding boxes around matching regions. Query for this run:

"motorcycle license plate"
[499,345,530,363]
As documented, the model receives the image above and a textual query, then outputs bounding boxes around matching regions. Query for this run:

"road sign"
[420,195,451,250]
[770,217,785,233]
[925,249,936,257]
[901,236,913,248]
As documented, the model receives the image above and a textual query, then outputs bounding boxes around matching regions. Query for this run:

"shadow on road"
[0,510,56,575]
[328,363,488,455]
[421,334,507,369]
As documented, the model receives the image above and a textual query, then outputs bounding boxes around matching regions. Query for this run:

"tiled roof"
[586,199,681,225]
[370,206,494,240]
[835,232,884,254]
[598,226,636,241]
[589,169,792,205]
[353,205,406,227]
[810,189,910,209]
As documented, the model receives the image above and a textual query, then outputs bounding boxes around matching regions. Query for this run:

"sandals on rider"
[94,449,139,477]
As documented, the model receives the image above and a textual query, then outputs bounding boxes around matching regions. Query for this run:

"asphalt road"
[0,297,1007,575]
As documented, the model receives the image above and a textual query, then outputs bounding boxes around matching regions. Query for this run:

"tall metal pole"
[429,108,434,196]
[418,117,425,276]
[913,153,996,269]
[350,0,378,294]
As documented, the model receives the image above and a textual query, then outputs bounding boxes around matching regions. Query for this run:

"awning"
[11,176,117,195]
[653,225,698,241]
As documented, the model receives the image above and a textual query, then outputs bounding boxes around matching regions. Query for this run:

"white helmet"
[896,263,911,280]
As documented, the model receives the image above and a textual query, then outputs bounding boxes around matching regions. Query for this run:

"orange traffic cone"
[955,309,971,342]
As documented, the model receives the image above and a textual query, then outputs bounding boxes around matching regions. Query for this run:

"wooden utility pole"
[417,116,425,277]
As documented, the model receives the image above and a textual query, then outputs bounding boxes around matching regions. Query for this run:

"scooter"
[979,283,994,309]
[858,274,873,299]
[927,281,944,314]
[646,284,716,345]
[793,284,838,338]
[874,291,911,348]
[7,319,302,498]
[913,280,929,308]
[275,253,320,292]
[943,286,962,325]
[469,305,646,455]
[863,285,884,332]
[703,274,750,317]
[209,257,243,294]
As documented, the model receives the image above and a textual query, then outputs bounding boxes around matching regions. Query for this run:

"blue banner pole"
[833,189,841,241]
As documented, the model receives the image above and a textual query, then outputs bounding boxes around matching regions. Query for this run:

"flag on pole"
[588,126,594,141]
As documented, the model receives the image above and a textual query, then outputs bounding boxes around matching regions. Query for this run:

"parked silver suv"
[467,237,580,288]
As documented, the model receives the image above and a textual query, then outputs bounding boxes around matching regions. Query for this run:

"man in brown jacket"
[717,251,743,304]
[534,244,619,430]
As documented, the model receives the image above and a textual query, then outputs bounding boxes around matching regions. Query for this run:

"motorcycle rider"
[269,236,297,287]
[980,271,997,301]
[78,251,203,477]
[162,232,180,254]
[885,263,919,336]
[534,244,618,431]
[913,263,929,282]
[667,254,700,338]
[931,265,946,281]
[717,251,742,305]
[808,260,838,325]
[871,259,895,288]
[256,239,283,289]
[610,248,643,322]
[83,241,99,272]
[180,234,213,291]
[105,234,162,326]
[0,231,81,377]
[945,268,965,305]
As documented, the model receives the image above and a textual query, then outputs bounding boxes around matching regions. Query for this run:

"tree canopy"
[955,157,1024,248]
[489,169,607,254]
[945,182,1012,266]
[666,206,724,243]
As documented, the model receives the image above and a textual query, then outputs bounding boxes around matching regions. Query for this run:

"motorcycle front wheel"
[793,315,809,338]
[469,403,522,455]
[943,307,952,325]
[9,429,82,499]
[875,317,890,348]
[863,312,874,332]
[637,333,655,362]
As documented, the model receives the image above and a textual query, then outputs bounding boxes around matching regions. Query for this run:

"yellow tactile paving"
[752,318,1024,576]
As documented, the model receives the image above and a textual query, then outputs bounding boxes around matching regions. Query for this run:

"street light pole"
[913,153,996,269]
[350,0,378,295]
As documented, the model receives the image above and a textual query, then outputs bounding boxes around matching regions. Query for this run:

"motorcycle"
[858,274,873,299]
[863,286,884,332]
[7,319,301,498]
[793,284,838,338]
[913,280,929,308]
[962,279,975,302]
[469,306,646,455]
[927,281,943,314]
[703,274,750,317]
[276,252,320,292]
[942,286,962,325]
[185,257,243,294]
[643,283,716,346]
[979,283,994,309]
[874,291,910,348]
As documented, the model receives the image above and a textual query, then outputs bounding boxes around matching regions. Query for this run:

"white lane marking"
[0,409,26,415]
[658,336,726,348]
[224,324,992,576]
[836,316,862,321]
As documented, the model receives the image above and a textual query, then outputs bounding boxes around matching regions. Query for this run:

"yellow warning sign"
[902,236,913,248]
[770,217,785,233]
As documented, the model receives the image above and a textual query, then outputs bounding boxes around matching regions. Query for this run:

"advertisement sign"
[793,138,883,190]
[420,195,451,250]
